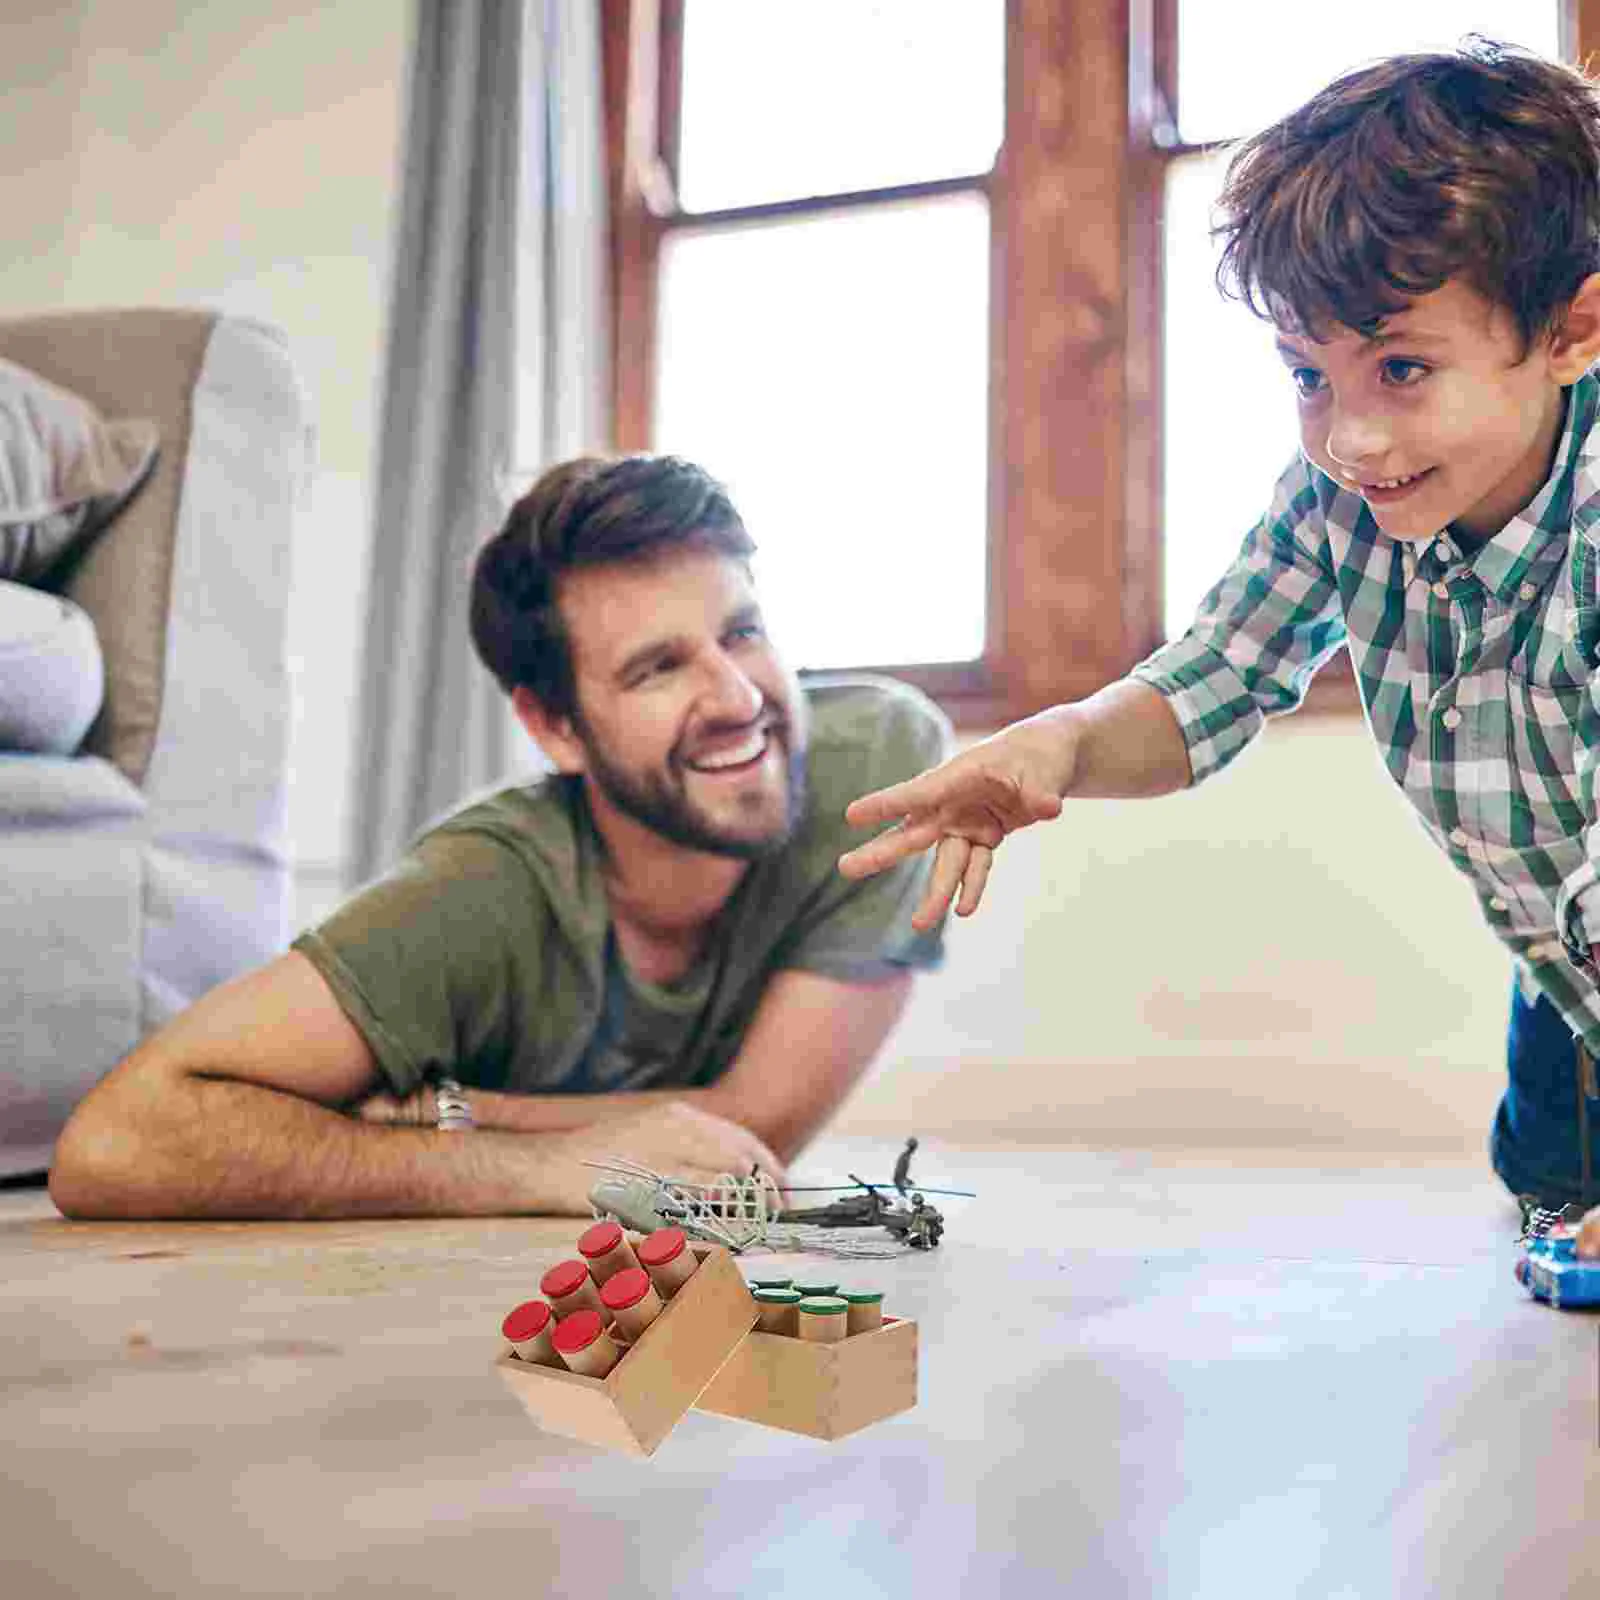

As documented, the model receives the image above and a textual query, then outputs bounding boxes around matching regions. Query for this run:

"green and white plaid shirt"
[1133,369,1600,1050]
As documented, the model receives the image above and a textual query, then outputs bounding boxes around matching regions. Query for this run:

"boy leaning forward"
[839,41,1600,1237]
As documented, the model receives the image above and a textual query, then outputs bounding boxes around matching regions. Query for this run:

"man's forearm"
[463,1086,720,1137]
[51,1072,582,1220]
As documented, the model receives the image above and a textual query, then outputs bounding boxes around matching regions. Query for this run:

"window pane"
[1163,149,1300,639]
[656,195,989,668]
[678,0,1003,212]
[1177,2,1561,145]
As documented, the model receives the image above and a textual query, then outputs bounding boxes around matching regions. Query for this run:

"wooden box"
[694,1314,918,1440]
[495,1244,756,1458]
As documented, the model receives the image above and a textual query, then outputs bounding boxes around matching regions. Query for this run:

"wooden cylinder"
[540,1259,605,1321]
[842,1291,884,1335]
[500,1299,561,1366]
[796,1295,849,1343]
[577,1219,643,1286]
[636,1227,698,1298]
[753,1288,801,1335]
[599,1266,664,1342]
[551,1309,620,1378]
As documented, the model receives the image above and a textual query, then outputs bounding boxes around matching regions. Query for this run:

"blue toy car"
[1516,1228,1600,1308]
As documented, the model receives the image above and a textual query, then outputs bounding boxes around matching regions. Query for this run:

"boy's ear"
[1548,273,1600,384]
[510,685,586,775]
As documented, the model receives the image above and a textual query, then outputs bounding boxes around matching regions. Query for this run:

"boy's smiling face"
[1275,279,1586,545]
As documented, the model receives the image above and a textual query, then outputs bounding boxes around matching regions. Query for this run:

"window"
[605,1,1600,726]
[606,0,1023,719]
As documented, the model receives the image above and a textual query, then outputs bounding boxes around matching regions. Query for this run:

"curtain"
[350,0,608,884]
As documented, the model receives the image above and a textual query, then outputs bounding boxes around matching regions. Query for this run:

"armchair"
[0,309,310,1176]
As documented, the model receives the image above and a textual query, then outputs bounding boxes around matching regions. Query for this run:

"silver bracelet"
[433,1075,475,1132]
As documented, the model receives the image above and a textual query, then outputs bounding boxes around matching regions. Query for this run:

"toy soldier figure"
[903,1193,942,1250]
[892,1137,919,1196]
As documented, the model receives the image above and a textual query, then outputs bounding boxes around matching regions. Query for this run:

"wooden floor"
[4,1139,1597,1599]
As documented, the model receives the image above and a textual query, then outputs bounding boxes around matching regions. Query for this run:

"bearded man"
[49,454,948,1220]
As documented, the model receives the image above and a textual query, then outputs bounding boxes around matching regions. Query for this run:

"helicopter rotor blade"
[777,1184,977,1198]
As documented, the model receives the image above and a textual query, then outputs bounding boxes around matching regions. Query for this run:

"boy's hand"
[837,712,1077,929]
[1577,1204,1600,1258]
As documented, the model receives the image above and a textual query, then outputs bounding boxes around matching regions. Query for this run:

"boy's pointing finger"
[844,777,926,827]
[837,817,942,880]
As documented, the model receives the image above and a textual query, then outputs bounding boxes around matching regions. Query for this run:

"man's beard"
[577,716,809,860]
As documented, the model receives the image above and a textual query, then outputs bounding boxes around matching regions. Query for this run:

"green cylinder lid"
[794,1282,839,1296]
[753,1288,802,1304]
[749,1277,793,1290]
[841,1290,884,1304]
[796,1295,849,1315]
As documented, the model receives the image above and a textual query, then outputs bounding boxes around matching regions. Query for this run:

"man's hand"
[837,710,1077,929]
[534,1101,790,1214]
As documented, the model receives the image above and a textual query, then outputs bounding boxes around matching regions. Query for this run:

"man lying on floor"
[49,454,949,1220]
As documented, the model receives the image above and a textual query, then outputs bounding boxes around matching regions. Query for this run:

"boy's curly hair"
[469,454,754,716]
[1216,38,1600,349]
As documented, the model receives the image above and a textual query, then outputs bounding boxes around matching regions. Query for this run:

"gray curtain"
[351,0,608,884]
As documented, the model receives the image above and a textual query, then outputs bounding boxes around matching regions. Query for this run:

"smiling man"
[49,454,949,1220]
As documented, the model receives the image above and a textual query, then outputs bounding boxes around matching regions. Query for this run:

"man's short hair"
[1215,38,1600,349]
[470,454,755,717]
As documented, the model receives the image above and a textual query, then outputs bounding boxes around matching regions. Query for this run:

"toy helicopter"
[584,1136,972,1254]
[772,1138,973,1248]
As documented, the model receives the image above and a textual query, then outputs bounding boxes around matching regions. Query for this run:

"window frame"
[602,0,1600,728]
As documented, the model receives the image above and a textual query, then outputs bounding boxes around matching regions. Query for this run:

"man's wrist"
[432,1075,475,1131]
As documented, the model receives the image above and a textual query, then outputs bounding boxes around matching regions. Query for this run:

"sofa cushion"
[0,356,159,586]
[0,578,105,754]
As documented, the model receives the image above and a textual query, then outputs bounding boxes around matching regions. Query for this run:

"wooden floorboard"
[3,1138,1594,1599]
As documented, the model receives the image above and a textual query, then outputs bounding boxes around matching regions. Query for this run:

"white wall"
[0,0,410,921]
[1,3,1513,1152]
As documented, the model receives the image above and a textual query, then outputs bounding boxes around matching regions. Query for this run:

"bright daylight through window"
[653,0,1002,672]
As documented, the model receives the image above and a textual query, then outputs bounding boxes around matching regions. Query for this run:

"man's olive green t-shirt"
[293,676,950,1099]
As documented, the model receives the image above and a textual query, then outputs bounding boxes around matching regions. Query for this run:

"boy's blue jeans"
[1490,982,1599,1206]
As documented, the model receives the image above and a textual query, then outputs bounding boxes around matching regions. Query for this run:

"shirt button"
[1449,827,1470,847]
[1490,897,1508,912]
[1519,582,1538,601]
[1431,580,1450,599]
[1441,707,1463,730]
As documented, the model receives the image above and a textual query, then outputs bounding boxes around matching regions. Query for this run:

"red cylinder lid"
[600,1266,652,1311]
[501,1299,553,1342]
[577,1219,624,1259]
[637,1226,687,1267]
[551,1308,605,1354]
[540,1259,591,1299]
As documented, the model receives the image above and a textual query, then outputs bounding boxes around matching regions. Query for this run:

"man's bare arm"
[48,952,782,1220]
[695,968,916,1164]
[355,971,910,1167]
[358,1082,722,1135]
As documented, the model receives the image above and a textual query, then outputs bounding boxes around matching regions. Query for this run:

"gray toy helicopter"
[585,1136,971,1253]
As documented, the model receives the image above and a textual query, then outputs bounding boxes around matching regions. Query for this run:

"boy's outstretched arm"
[838,678,1191,928]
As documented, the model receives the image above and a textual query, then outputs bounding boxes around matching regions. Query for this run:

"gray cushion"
[0,356,159,586]
[0,578,105,753]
